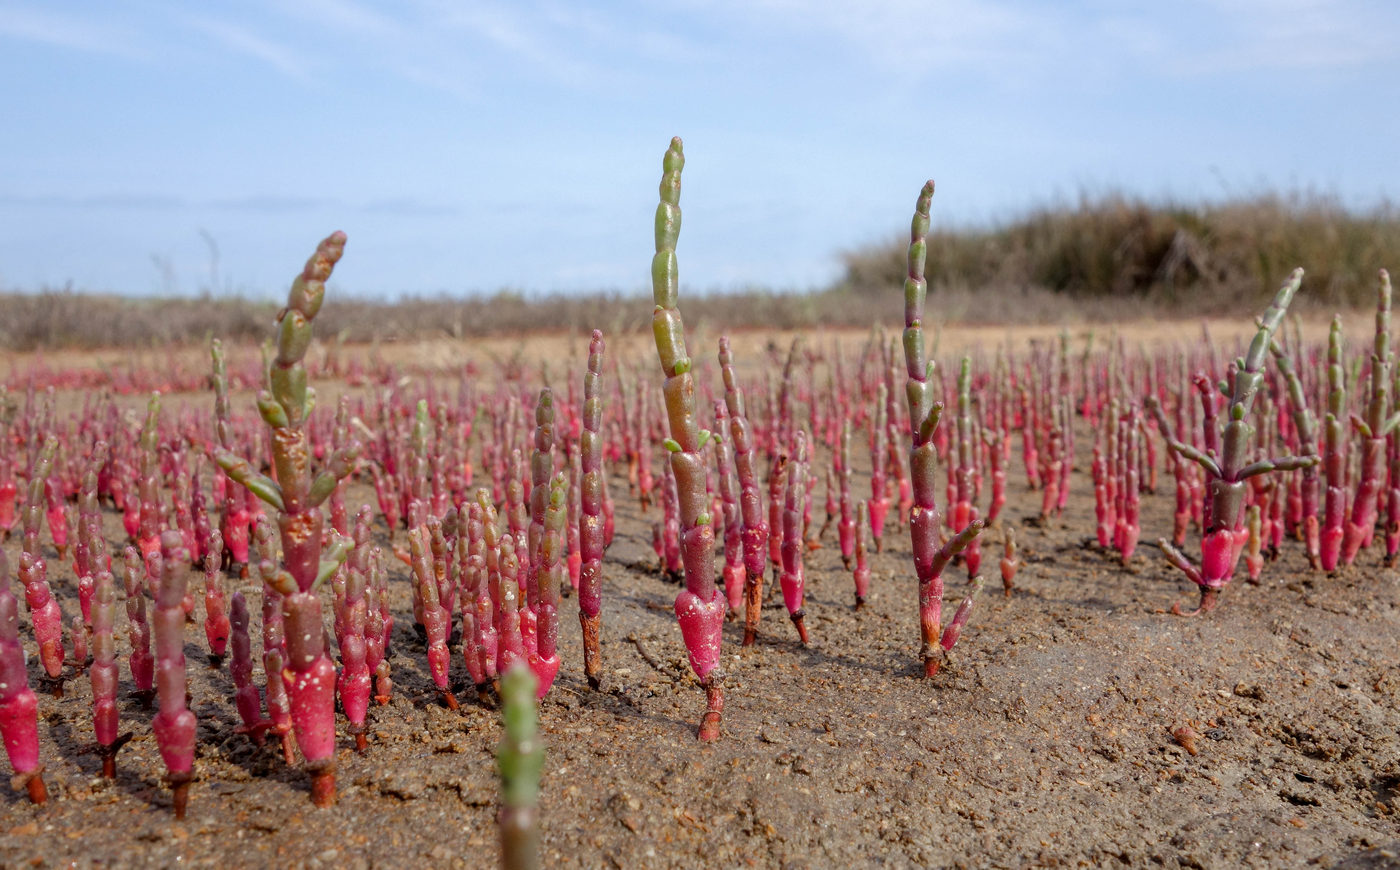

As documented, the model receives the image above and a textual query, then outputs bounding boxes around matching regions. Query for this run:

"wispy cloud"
[208,195,335,212]
[693,0,1050,77]
[0,192,467,217]
[694,0,1399,84]
[0,5,147,59]
[416,0,612,89]
[361,198,460,217]
[265,0,686,99]
[185,15,315,81]
[1179,0,1399,73]
[0,193,185,209]
[276,0,398,35]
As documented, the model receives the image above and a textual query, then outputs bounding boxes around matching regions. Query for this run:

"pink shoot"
[579,330,607,688]
[152,532,197,818]
[0,551,47,803]
[650,138,725,740]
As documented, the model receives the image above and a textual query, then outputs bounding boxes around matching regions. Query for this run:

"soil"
[2,340,1400,869]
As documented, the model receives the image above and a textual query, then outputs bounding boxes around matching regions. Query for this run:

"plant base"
[308,762,336,808]
[923,655,943,678]
[1171,586,1220,617]
[698,682,724,742]
[580,612,601,690]
[790,610,809,645]
[99,732,133,778]
[12,766,47,805]
[167,771,192,820]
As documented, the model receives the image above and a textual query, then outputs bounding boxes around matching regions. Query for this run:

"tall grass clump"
[840,191,1400,312]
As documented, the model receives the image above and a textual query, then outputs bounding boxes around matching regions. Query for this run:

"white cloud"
[675,0,1399,83]
[1180,0,1398,73]
[185,15,314,81]
[0,5,147,58]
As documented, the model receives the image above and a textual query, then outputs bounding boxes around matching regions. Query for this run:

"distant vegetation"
[841,191,1400,312]
[1,192,1396,350]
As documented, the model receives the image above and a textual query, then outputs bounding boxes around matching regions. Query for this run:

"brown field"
[0,322,1397,870]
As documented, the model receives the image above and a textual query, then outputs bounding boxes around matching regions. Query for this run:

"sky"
[0,0,1397,301]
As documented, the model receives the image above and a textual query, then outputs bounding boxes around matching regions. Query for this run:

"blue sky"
[0,1,1397,300]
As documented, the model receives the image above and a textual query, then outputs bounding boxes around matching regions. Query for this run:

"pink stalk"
[820,464,837,545]
[0,454,16,540]
[328,398,352,536]
[1244,504,1264,582]
[152,532,197,818]
[18,550,64,692]
[1321,317,1348,571]
[1166,399,1193,547]
[838,420,856,569]
[369,549,394,705]
[530,472,567,698]
[779,431,811,644]
[938,579,985,656]
[258,551,295,762]
[68,614,87,673]
[1092,415,1114,548]
[1018,386,1040,490]
[1342,271,1397,565]
[766,453,785,584]
[853,499,871,607]
[527,389,556,653]
[714,400,745,615]
[136,394,162,559]
[650,138,725,740]
[1000,526,1019,597]
[338,507,373,749]
[718,336,768,647]
[18,437,65,693]
[458,503,489,695]
[579,330,607,687]
[869,385,890,551]
[889,350,914,529]
[210,341,250,574]
[1387,422,1400,565]
[202,529,230,665]
[1157,271,1316,614]
[0,551,48,803]
[951,358,982,579]
[89,539,130,777]
[475,491,502,689]
[637,386,656,513]
[505,448,536,651]
[121,546,155,705]
[566,454,582,593]
[1116,406,1142,563]
[901,182,985,677]
[982,425,1007,527]
[1039,424,1063,521]
[215,232,361,807]
[496,533,527,674]
[43,477,67,560]
[660,464,683,580]
[228,592,271,744]
[411,526,458,709]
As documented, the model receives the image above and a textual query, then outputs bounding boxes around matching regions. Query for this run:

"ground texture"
[1,342,1398,869]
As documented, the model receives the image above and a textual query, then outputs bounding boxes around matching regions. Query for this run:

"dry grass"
[840,191,1400,314]
[2,191,1395,351]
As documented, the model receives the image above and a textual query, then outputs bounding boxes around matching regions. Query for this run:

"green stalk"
[497,663,543,870]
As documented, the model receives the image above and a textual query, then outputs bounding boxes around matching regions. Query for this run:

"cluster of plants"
[0,138,1394,867]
